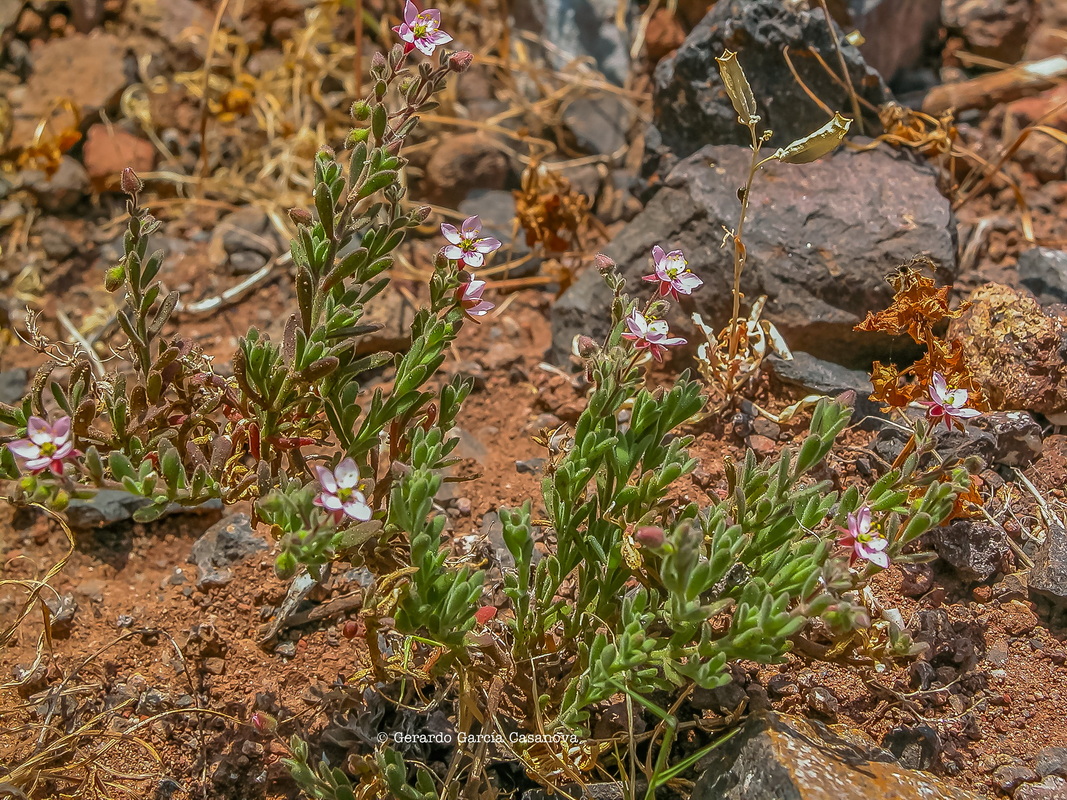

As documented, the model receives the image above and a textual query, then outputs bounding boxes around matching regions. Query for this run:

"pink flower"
[837,506,889,569]
[642,245,703,299]
[920,372,981,430]
[313,458,372,523]
[458,279,494,318]
[621,310,686,361]
[392,1,453,56]
[441,216,501,269]
[6,416,80,476]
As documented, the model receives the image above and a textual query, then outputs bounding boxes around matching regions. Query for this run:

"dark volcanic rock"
[552,144,955,366]
[927,519,1011,582]
[764,352,884,427]
[1030,524,1067,606]
[188,513,269,589]
[647,0,890,175]
[691,712,980,799]
[1018,247,1067,306]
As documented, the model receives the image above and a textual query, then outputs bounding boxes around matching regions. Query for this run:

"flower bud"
[635,526,665,548]
[104,265,125,292]
[371,51,386,69]
[594,253,616,274]
[120,167,142,195]
[351,99,371,120]
[576,335,599,359]
[836,389,856,408]
[288,207,313,226]
[251,711,278,734]
[274,551,297,580]
[411,205,432,223]
[448,50,474,73]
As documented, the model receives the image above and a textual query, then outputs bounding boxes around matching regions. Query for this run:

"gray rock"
[562,95,633,156]
[217,206,276,256]
[943,0,1033,63]
[229,249,269,275]
[511,0,632,86]
[188,513,269,589]
[22,157,90,212]
[458,190,540,278]
[65,490,152,529]
[691,712,980,800]
[37,219,78,260]
[515,457,547,474]
[551,145,955,367]
[647,0,890,174]
[764,352,883,428]
[978,410,1044,467]
[0,368,29,406]
[1016,776,1067,800]
[43,592,78,636]
[1037,747,1067,779]
[1031,526,1067,606]
[927,519,1010,582]
[881,724,941,771]
[1018,247,1067,306]
[0,0,21,29]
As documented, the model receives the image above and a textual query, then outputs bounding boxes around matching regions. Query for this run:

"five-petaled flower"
[643,245,703,299]
[837,506,889,569]
[920,372,981,430]
[393,1,453,56]
[314,458,372,523]
[6,416,80,475]
[621,310,686,361]
[458,279,494,318]
[441,216,501,269]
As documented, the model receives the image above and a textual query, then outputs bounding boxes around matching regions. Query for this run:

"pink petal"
[930,372,947,404]
[951,407,982,419]
[23,456,51,472]
[426,29,453,45]
[462,250,485,268]
[395,24,414,43]
[7,440,40,459]
[467,300,494,316]
[404,0,418,25]
[422,8,441,23]
[320,493,343,511]
[53,442,74,459]
[27,417,52,446]
[343,495,372,521]
[661,336,686,346]
[415,36,437,55]
[866,549,890,569]
[52,416,71,442]
[474,237,501,253]
[334,457,360,488]
[625,316,645,338]
[651,245,665,265]
[442,244,466,260]
[461,216,481,234]
[441,223,462,244]
[677,273,703,291]
[315,465,338,494]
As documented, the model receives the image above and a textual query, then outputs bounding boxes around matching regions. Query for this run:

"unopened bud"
[836,389,856,408]
[251,711,278,734]
[411,205,432,223]
[371,51,386,69]
[351,99,371,120]
[594,253,616,275]
[635,526,665,548]
[120,167,142,195]
[576,335,599,359]
[104,265,125,292]
[448,50,474,73]
[288,207,313,226]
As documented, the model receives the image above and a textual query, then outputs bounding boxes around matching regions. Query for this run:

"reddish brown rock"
[948,283,1067,422]
[645,8,686,64]
[943,0,1034,63]
[6,34,129,150]
[82,124,157,187]
[422,132,510,207]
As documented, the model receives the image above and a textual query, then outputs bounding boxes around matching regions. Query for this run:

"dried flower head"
[6,416,81,475]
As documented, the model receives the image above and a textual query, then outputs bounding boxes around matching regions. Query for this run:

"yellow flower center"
[40,442,57,456]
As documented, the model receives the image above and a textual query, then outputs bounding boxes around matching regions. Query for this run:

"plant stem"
[726,123,763,364]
